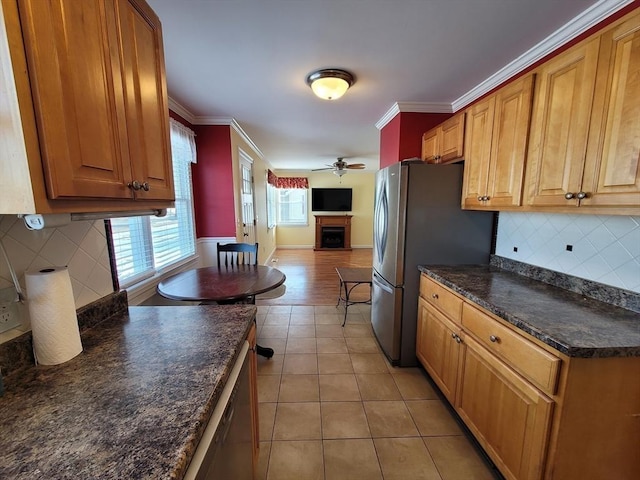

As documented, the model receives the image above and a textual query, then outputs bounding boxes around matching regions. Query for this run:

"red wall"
[191,125,236,238]
[379,112,451,168]
[169,111,236,239]
[379,114,401,168]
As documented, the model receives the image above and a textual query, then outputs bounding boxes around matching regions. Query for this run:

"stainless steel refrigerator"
[372,161,494,366]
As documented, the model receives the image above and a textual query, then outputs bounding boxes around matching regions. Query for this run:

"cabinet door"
[17,0,133,200]
[118,0,174,201]
[422,128,439,163]
[440,112,465,163]
[457,337,554,480]
[416,297,428,365]
[416,297,461,403]
[487,74,535,207]
[462,97,494,208]
[581,11,640,208]
[525,38,600,207]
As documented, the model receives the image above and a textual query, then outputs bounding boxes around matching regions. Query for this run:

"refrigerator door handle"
[373,271,394,294]
[374,176,389,265]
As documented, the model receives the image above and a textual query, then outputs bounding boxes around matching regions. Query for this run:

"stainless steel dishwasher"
[184,341,253,480]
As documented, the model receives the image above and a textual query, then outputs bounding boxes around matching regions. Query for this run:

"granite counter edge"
[162,306,256,480]
[418,266,640,358]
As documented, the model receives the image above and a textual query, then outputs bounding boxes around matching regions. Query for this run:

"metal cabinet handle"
[432,293,439,299]
[477,196,483,201]
[128,180,141,191]
[455,335,462,344]
[564,192,575,200]
[451,333,457,339]
[483,195,490,201]
[576,191,588,200]
[141,182,150,192]
[489,335,499,343]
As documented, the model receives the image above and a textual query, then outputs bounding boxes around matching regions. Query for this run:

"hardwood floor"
[257,248,373,306]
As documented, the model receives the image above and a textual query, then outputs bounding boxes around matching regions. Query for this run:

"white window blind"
[277,188,308,225]
[266,182,277,228]
[110,119,197,287]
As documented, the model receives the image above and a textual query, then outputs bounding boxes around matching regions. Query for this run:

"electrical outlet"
[0,287,21,334]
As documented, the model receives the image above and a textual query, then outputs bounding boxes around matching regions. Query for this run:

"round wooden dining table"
[157,265,286,359]
[157,264,286,303]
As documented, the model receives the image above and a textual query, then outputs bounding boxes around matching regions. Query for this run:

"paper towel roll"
[25,267,83,365]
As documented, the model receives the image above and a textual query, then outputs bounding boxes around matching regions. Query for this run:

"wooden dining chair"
[217,242,259,268]
[216,242,274,359]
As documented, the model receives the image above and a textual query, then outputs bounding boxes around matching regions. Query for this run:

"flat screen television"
[311,188,353,212]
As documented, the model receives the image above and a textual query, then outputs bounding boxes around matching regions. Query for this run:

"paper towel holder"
[20,209,167,230]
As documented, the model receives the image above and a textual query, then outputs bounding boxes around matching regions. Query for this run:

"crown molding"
[166,97,265,159]
[230,119,265,159]
[167,97,195,124]
[375,102,452,130]
[374,103,401,130]
[452,0,634,111]
[193,116,235,125]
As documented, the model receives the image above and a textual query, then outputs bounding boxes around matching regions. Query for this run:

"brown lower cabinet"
[457,335,554,480]
[417,274,640,480]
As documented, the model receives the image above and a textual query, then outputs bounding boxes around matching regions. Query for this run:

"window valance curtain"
[267,169,309,189]
[277,177,309,189]
[169,118,197,165]
[267,169,278,186]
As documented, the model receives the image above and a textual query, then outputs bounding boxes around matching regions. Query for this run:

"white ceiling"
[148,0,625,171]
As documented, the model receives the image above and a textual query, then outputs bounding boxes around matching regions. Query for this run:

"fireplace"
[314,215,352,251]
[321,226,345,248]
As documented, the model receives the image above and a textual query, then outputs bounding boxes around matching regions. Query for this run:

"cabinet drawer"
[420,275,462,323]
[462,303,561,395]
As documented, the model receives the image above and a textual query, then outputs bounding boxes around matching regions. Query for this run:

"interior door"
[239,151,256,246]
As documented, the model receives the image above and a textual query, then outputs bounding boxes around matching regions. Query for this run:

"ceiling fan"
[312,157,366,176]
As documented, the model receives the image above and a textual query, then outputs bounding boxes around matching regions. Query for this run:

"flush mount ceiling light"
[306,68,355,100]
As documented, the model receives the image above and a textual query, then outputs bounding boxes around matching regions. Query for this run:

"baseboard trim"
[275,245,373,250]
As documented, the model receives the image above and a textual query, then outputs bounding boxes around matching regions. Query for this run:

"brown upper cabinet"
[0,0,173,214]
[422,112,466,164]
[462,74,535,209]
[525,9,640,213]
[580,11,640,209]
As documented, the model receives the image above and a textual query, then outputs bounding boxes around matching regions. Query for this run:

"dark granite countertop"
[0,304,256,479]
[418,265,640,358]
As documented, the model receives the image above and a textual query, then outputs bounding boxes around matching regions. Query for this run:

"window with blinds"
[110,119,197,287]
[266,182,277,228]
[277,188,308,225]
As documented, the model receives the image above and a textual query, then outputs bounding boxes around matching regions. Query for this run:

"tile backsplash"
[496,212,640,293]
[0,215,114,323]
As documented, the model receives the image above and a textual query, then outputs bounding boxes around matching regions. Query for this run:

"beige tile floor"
[255,304,502,480]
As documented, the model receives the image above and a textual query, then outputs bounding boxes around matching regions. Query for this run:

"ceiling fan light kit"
[306,68,355,100]
[312,157,366,176]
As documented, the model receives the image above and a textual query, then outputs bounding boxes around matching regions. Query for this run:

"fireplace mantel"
[314,215,352,251]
